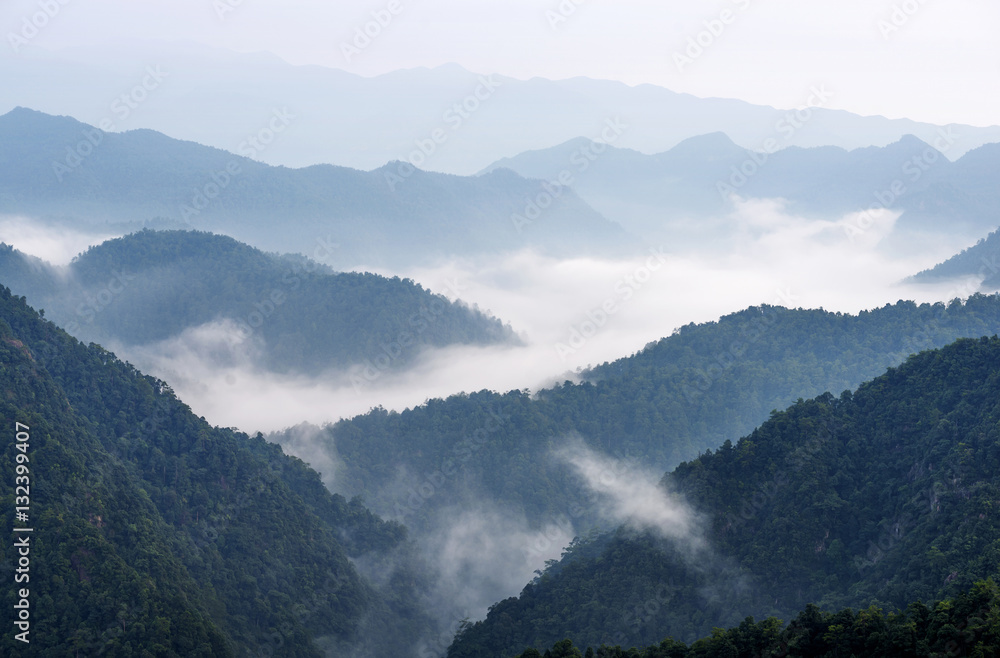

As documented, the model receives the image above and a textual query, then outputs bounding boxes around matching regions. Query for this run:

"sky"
[3,0,999,127]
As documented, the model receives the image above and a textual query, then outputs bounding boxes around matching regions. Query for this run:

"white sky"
[3,0,999,127]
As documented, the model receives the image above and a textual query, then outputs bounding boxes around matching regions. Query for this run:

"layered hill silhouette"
[0,229,518,376]
[482,133,1000,243]
[449,336,1000,656]
[0,108,635,268]
[912,226,1000,291]
[3,43,999,173]
[277,297,1000,542]
[0,285,435,656]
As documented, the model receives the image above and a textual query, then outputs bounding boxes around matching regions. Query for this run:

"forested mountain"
[0,108,635,268]
[0,284,440,655]
[514,579,1000,657]
[911,225,1000,290]
[0,229,518,375]
[449,336,1000,657]
[276,296,1000,537]
[482,134,1000,244]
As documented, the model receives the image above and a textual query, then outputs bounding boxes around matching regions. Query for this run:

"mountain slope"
[0,229,518,376]
[449,336,1000,656]
[0,108,635,268]
[279,296,1000,538]
[911,221,1000,290]
[0,285,431,656]
[517,578,1000,657]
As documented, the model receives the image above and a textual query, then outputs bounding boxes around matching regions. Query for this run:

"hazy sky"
[4,0,998,126]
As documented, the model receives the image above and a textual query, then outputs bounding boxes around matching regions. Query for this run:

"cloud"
[0,216,117,266]
[85,200,972,436]
[554,440,703,552]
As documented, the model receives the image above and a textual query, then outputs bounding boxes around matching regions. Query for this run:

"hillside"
[911,224,1000,290]
[0,108,635,268]
[449,336,1000,656]
[0,285,432,656]
[277,296,1000,538]
[0,229,518,376]
[514,579,1000,656]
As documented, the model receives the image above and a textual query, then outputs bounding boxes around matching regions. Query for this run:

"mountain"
[3,42,999,174]
[448,336,1000,656]
[911,221,1000,290]
[481,134,1000,244]
[0,230,519,376]
[278,297,1000,534]
[514,579,1000,656]
[0,284,435,656]
[0,108,635,268]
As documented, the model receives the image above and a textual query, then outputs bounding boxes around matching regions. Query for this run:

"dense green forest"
[279,296,1000,537]
[0,229,517,375]
[511,579,1000,657]
[0,284,433,655]
[448,336,1000,656]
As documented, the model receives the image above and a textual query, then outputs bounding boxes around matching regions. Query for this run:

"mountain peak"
[665,131,741,156]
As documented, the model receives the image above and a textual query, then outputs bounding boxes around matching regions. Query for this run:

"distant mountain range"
[0,229,517,377]
[2,42,999,174]
[482,132,1000,246]
[0,108,635,268]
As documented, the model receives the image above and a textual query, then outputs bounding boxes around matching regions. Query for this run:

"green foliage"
[0,285,430,655]
[293,296,1000,538]
[516,578,1000,657]
[448,336,1000,657]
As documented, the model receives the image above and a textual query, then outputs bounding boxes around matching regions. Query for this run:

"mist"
[554,440,703,553]
[0,215,118,265]
[91,198,976,436]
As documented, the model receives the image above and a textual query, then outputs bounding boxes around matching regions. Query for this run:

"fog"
[555,441,703,553]
[91,198,974,434]
[0,199,987,653]
[0,215,118,265]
